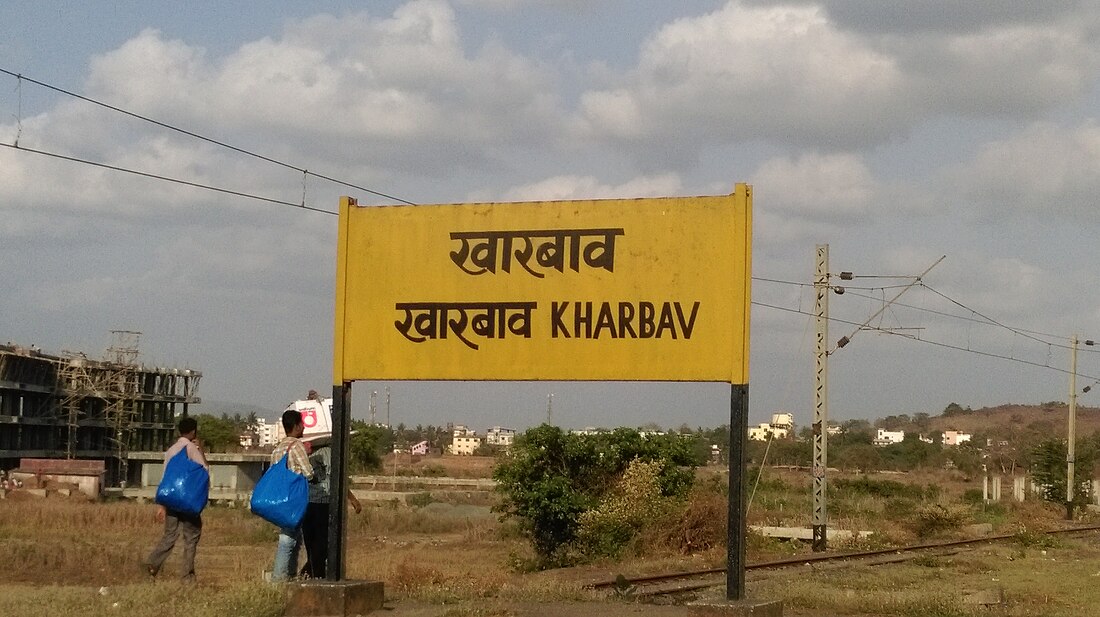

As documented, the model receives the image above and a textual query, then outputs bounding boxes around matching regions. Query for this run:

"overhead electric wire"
[0,141,337,215]
[918,282,1056,348]
[842,288,1072,346]
[752,276,913,291]
[0,67,417,206]
[752,300,1100,383]
[760,276,1079,347]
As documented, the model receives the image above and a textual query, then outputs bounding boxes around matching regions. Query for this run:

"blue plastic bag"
[155,448,210,515]
[250,454,309,529]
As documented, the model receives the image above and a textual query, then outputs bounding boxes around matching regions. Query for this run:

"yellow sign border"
[334,184,751,385]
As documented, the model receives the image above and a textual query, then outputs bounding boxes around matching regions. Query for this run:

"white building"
[770,412,794,430]
[257,420,279,447]
[747,411,794,441]
[943,430,972,446]
[485,426,516,447]
[449,435,483,455]
[874,429,905,446]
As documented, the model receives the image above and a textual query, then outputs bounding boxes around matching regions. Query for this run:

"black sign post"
[727,384,748,600]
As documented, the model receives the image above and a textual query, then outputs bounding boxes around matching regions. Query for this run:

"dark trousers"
[300,501,330,579]
[144,509,202,580]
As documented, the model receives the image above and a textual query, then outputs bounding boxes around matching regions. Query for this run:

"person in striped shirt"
[270,408,314,581]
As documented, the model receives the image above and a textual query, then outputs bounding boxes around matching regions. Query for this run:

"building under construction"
[0,332,200,486]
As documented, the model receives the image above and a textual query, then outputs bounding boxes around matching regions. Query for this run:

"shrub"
[420,464,446,477]
[407,492,434,508]
[576,460,676,558]
[960,488,984,505]
[831,476,928,500]
[655,485,728,554]
[882,498,918,521]
[909,503,969,539]
[493,425,698,568]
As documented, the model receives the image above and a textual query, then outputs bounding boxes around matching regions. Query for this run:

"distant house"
[770,413,794,430]
[485,426,516,447]
[257,421,279,447]
[748,411,794,441]
[943,430,972,446]
[874,429,905,446]
[449,434,482,456]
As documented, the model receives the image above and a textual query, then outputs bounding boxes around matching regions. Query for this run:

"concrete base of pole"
[688,598,783,616]
[283,579,385,617]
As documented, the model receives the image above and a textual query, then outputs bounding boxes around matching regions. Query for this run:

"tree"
[912,412,931,433]
[194,413,241,452]
[942,402,970,417]
[348,420,390,473]
[1030,437,1096,505]
[493,425,698,568]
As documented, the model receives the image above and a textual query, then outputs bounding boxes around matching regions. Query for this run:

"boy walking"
[142,416,208,582]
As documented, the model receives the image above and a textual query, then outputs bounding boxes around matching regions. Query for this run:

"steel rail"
[588,523,1100,593]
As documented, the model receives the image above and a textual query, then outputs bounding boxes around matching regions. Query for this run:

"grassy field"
[2,459,1099,616]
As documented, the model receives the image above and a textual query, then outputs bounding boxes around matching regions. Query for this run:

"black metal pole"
[727,383,748,601]
[327,382,351,581]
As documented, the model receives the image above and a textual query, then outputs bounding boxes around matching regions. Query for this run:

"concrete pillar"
[1093,480,1100,506]
[1014,477,1026,502]
[983,476,989,502]
[991,476,1001,502]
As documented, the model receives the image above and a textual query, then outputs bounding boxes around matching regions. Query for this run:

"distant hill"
[926,403,1100,439]
[196,400,280,422]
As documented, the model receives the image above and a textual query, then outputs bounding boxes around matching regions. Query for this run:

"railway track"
[587,523,1100,598]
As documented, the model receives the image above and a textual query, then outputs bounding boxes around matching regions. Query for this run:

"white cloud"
[751,153,876,219]
[572,1,1100,161]
[949,120,1100,218]
[575,2,904,150]
[455,0,590,9]
[75,3,563,168]
[498,173,683,201]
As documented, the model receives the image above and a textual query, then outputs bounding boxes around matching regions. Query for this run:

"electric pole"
[369,390,377,425]
[812,245,829,552]
[547,393,554,425]
[811,248,944,552]
[1068,336,1082,520]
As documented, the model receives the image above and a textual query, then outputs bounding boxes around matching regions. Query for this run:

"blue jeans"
[272,526,302,581]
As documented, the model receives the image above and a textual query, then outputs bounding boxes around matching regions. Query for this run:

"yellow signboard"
[334,184,751,384]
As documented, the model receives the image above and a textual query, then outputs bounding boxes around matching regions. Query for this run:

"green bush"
[493,425,698,568]
[961,488,984,505]
[831,476,928,499]
[576,460,675,559]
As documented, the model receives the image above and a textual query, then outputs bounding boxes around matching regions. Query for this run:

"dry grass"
[4,465,1100,616]
[753,534,1100,617]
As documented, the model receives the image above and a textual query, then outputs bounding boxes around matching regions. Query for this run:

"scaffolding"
[0,335,201,485]
[57,352,94,459]
[103,331,141,486]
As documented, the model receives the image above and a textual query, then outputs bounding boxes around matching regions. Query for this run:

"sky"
[3,1,1100,431]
